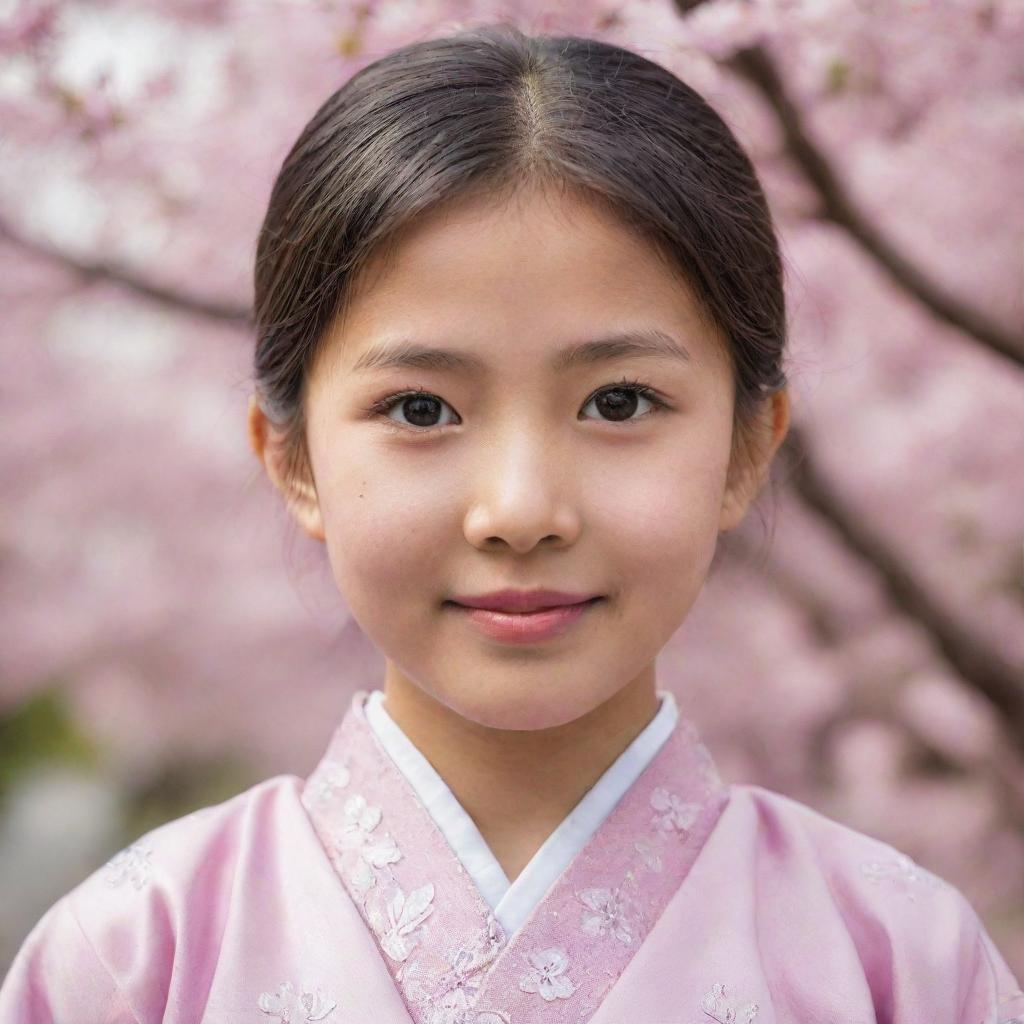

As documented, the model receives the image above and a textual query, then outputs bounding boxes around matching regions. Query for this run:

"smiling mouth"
[444,597,603,614]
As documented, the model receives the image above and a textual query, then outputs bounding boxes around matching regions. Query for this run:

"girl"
[2,22,1020,1024]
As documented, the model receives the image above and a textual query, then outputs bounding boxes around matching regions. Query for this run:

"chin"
[446,683,597,733]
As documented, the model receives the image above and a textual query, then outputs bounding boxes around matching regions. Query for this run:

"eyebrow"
[350,329,691,375]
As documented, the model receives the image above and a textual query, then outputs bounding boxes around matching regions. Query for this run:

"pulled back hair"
[252,22,788,514]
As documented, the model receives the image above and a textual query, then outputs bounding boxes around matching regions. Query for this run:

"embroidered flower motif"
[367,881,435,962]
[104,841,152,890]
[633,836,664,873]
[334,793,402,894]
[650,787,701,837]
[577,885,637,946]
[698,982,759,1023]
[518,946,576,1002]
[421,946,486,1022]
[257,980,337,1021]
[305,760,351,806]
[859,851,944,901]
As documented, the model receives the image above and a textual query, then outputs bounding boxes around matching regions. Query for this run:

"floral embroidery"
[305,760,351,806]
[104,841,152,890]
[518,946,576,1001]
[404,913,507,1016]
[697,982,759,1023]
[333,793,402,894]
[577,885,638,946]
[633,836,664,872]
[651,787,701,837]
[257,980,337,1021]
[303,691,728,1024]
[367,881,435,962]
[424,969,482,1022]
[859,851,944,901]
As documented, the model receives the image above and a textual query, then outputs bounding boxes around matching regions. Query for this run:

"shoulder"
[67,772,304,935]
[725,782,979,924]
[722,783,1023,1015]
[0,773,306,1019]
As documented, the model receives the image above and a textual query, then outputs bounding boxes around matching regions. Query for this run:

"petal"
[538,946,567,973]
[351,858,376,893]
[649,787,671,811]
[343,793,367,817]
[577,886,614,912]
[397,883,435,930]
[359,804,383,832]
[547,974,576,999]
[518,974,540,994]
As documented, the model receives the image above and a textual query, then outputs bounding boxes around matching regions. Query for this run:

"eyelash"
[366,376,670,433]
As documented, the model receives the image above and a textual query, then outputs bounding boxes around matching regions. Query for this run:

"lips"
[449,589,602,613]
[450,597,603,644]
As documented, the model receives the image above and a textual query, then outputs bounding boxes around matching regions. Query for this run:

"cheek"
[313,450,451,607]
[593,449,727,560]
[589,447,728,648]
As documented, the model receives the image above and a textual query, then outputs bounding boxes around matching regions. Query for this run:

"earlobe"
[288,480,326,542]
[718,389,790,534]
[718,474,752,534]
[247,393,326,543]
[246,393,267,460]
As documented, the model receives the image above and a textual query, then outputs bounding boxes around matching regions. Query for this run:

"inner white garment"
[362,687,679,938]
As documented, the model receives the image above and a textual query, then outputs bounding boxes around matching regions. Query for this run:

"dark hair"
[252,22,788,514]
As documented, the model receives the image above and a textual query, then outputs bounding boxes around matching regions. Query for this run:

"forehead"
[319,185,723,378]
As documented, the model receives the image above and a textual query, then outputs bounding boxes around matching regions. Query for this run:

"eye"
[369,387,460,431]
[579,378,669,424]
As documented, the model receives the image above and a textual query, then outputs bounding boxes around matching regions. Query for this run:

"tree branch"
[0,216,250,325]
[780,423,1024,743]
[721,42,1023,368]
[670,0,1022,365]
[727,488,1024,830]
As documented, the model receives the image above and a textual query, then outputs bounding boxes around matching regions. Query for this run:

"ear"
[719,387,790,533]
[246,394,326,542]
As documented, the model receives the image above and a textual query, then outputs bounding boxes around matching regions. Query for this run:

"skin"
[248,183,790,882]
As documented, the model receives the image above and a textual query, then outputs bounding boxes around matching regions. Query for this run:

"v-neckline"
[301,689,730,1024]
[361,687,682,940]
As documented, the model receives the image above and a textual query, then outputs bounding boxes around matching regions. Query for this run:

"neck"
[379,669,660,882]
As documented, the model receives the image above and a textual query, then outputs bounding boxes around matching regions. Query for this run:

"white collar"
[363,688,679,937]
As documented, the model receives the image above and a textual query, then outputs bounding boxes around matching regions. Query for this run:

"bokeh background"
[1,0,1022,981]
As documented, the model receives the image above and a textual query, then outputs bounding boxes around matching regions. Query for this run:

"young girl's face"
[263,185,783,731]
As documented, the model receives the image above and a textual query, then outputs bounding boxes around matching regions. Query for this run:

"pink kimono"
[2,688,1021,1023]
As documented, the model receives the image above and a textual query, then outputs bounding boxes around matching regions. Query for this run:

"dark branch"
[0,216,251,325]
[721,43,1023,368]
[781,423,1024,745]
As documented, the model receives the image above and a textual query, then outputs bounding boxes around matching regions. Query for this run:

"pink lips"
[449,596,602,644]
[450,589,600,613]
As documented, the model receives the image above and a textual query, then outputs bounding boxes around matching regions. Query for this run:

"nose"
[461,429,582,554]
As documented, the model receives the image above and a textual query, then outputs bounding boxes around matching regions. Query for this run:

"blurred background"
[1,0,1022,980]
